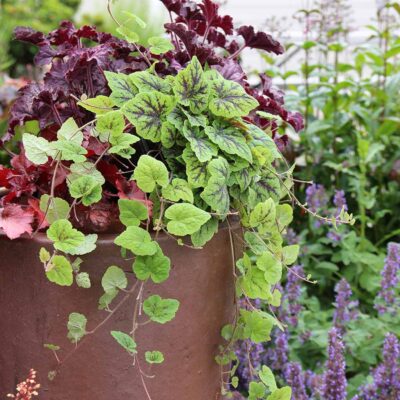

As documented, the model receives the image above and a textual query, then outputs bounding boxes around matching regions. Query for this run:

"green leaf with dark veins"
[118,199,149,227]
[165,203,211,236]
[109,134,140,158]
[104,71,138,106]
[69,176,102,206]
[114,226,158,256]
[244,231,269,255]
[122,92,174,142]
[96,111,125,141]
[182,147,208,188]
[167,107,186,130]
[78,95,114,115]
[201,177,230,215]
[162,178,194,203]
[174,56,209,113]
[252,174,281,205]
[130,71,171,94]
[102,266,128,292]
[191,217,219,247]
[47,220,85,253]
[161,121,178,149]
[207,157,230,181]
[143,295,180,324]
[132,155,169,192]
[133,245,170,283]
[209,75,258,118]
[181,109,208,127]
[246,124,281,159]
[249,198,276,234]
[46,255,73,286]
[111,331,137,355]
[67,312,87,343]
[182,122,217,162]
[205,120,252,162]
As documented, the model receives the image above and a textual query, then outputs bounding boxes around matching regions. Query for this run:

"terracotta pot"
[0,226,239,400]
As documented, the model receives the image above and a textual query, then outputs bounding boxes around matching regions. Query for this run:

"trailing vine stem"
[106,0,152,68]
[266,165,355,226]
[53,280,139,371]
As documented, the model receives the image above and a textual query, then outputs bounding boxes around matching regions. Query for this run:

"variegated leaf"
[205,120,252,162]
[122,92,175,142]
[174,56,209,114]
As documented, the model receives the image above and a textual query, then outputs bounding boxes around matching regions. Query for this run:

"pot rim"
[0,221,237,245]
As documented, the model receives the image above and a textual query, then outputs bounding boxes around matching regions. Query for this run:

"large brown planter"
[0,226,237,400]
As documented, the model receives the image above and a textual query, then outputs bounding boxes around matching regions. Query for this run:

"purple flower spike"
[306,183,328,213]
[322,327,347,400]
[333,190,348,215]
[282,265,304,327]
[375,242,400,315]
[284,362,308,400]
[333,278,359,333]
[374,333,400,398]
[265,330,289,372]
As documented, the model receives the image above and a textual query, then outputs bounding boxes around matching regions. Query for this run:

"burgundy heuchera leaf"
[0,204,34,239]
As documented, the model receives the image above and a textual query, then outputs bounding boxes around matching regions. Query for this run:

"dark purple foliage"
[5,21,146,141]
[237,25,284,54]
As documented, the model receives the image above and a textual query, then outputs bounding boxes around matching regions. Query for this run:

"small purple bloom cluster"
[375,242,400,315]
[321,327,347,400]
[355,333,400,400]
[306,184,328,213]
[283,362,308,400]
[333,278,359,333]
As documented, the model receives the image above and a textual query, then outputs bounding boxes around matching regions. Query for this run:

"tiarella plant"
[0,0,355,398]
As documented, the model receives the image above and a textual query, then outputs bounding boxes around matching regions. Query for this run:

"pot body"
[0,227,237,400]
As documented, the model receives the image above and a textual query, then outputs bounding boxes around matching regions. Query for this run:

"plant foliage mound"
[0,1,355,399]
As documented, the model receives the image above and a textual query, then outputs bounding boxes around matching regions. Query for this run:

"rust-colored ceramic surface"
[0,227,238,400]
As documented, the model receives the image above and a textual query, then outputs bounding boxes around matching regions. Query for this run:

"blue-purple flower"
[306,183,328,213]
[333,278,359,333]
[375,242,400,315]
[321,327,347,400]
[284,362,308,400]
[333,190,348,215]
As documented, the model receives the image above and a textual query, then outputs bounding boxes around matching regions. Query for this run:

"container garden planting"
[0,0,354,398]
